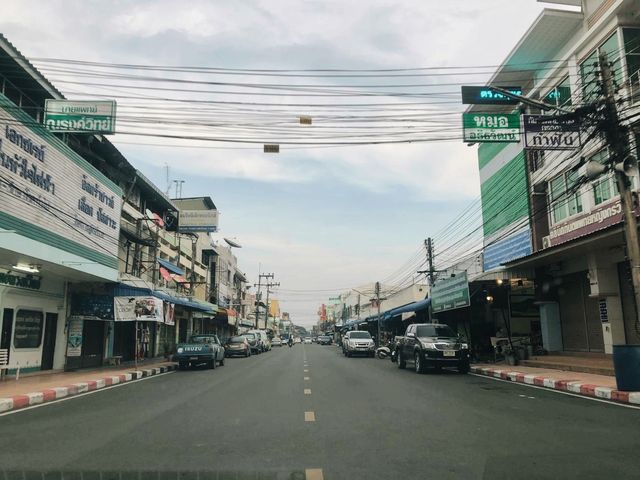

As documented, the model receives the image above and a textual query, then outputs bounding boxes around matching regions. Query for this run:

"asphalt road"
[1,343,639,480]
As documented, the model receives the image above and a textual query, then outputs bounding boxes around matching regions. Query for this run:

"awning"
[158,258,185,276]
[120,227,156,247]
[383,298,431,321]
[159,267,172,282]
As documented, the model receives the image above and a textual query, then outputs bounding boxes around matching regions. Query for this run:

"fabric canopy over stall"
[382,298,431,322]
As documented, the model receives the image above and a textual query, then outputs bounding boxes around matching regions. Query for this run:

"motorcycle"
[376,340,396,361]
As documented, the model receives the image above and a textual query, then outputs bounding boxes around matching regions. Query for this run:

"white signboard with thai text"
[114,296,164,322]
[0,95,122,269]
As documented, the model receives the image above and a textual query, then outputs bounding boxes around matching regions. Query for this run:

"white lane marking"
[304,369,309,373]
[470,373,640,410]
[304,376,310,381]
[304,411,316,422]
[305,468,324,480]
[304,389,311,395]
[0,371,176,417]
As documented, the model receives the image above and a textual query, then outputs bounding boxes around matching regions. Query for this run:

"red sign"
[547,199,629,247]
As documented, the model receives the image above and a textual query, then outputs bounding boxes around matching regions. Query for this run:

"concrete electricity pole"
[375,281,381,346]
[264,281,280,328]
[254,272,274,329]
[599,52,640,333]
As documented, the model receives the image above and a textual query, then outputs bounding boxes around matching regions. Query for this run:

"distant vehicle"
[312,336,318,343]
[280,333,291,344]
[242,332,262,354]
[317,335,332,345]
[176,334,226,369]
[304,337,312,344]
[396,323,469,374]
[271,337,283,347]
[295,337,302,343]
[342,331,375,357]
[224,336,251,357]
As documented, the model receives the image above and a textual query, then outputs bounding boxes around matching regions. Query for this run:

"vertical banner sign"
[431,272,470,313]
[66,319,83,357]
[523,115,581,150]
[462,113,521,143]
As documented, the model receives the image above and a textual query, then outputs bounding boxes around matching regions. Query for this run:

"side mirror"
[407,332,415,338]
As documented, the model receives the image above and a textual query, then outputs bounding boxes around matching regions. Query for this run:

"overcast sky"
[1,1,557,327]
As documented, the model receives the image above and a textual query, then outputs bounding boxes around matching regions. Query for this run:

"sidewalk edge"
[0,364,177,414]
[470,366,640,406]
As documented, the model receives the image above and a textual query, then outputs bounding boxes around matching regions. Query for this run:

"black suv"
[396,323,470,374]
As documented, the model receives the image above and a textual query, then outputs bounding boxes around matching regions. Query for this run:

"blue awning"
[382,298,431,321]
[113,284,214,314]
[158,258,185,276]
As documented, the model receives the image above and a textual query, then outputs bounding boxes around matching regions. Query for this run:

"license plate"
[189,356,199,361]
[443,351,455,357]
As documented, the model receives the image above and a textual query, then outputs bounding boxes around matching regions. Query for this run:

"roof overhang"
[466,8,583,114]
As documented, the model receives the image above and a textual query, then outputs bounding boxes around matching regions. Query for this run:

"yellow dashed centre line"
[304,388,311,395]
[305,468,324,480]
[304,411,316,422]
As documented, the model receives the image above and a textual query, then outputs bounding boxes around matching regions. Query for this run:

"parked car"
[304,337,312,344]
[248,330,271,351]
[176,334,225,369]
[280,333,291,345]
[224,336,251,357]
[342,331,375,357]
[396,323,469,374]
[271,337,283,347]
[317,335,332,345]
[242,332,262,354]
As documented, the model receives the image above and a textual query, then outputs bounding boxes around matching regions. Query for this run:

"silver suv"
[343,331,375,357]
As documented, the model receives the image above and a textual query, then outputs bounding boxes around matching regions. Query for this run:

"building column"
[588,254,626,354]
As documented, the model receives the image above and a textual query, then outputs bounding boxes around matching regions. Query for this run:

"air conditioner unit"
[542,235,551,249]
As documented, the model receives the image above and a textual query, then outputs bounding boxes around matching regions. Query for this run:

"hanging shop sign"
[461,86,522,105]
[178,209,218,233]
[43,100,117,134]
[462,113,521,143]
[114,296,164,322]
[431,272,470,313]
[163,301,175,326]
[0,95,122,272]
[66,319,83,357]
[523,115,581,150]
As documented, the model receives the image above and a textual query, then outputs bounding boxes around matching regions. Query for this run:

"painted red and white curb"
[0,364,177,414]
[471,366,640,406]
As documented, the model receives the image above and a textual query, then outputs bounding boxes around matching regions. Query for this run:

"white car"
[343,331,375,357]
[271,337,283,347]
[304,337,312,344]
[248,330,271,351]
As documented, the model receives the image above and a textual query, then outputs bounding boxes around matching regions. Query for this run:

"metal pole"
[376,281,381,346]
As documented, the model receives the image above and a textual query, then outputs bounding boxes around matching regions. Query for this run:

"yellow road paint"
[305,468,323,480]
[304,376,310,380]
[304,388,311,395]
[304,411,316,422]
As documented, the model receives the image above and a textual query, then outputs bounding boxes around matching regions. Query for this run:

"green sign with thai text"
[44,100,117,134]
[431,272,470,313]
[462,113,520,143]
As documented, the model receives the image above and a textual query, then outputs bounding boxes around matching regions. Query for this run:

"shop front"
[0,91,122,375]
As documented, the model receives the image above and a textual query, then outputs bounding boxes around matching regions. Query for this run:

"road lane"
[0,342,638,479]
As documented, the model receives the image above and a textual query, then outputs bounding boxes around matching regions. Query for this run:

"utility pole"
[599,52,640,333]
[426,238,435,287]
[254,272,274,329]
[375,281,381,346]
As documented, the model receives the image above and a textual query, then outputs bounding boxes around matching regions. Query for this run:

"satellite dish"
[145,208,154,220]
[224,237,242,248]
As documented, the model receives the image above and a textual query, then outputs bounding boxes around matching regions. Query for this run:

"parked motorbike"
[376,345,391,359]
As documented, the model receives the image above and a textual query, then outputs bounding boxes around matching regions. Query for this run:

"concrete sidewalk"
[0,360,177,414]
[471,364,640,406]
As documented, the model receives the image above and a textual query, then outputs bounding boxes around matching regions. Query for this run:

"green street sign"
[462,113,520,143]
[431,272,470,313]
[44,100,116,134]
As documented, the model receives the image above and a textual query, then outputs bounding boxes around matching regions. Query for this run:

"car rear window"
[229,336,245,343]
